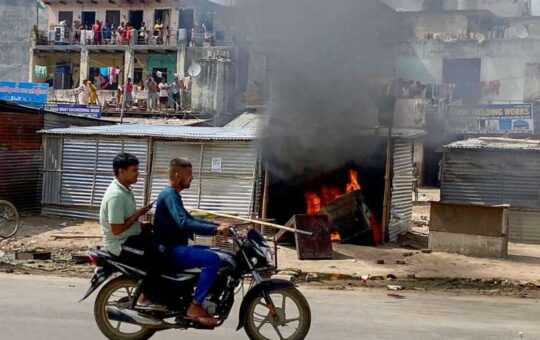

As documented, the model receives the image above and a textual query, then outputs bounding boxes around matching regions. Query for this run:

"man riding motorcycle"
[153,158,230,327]
[100,152,163,309]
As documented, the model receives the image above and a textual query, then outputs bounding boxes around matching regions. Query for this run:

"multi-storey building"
[30,0,242,114]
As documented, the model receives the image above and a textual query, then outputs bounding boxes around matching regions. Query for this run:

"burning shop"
[262,128,424,249]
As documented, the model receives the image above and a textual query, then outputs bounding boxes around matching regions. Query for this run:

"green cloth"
[99,179,141,256]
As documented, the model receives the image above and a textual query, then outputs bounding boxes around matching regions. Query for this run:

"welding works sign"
[0,81,49,108]
[446,104,533,134]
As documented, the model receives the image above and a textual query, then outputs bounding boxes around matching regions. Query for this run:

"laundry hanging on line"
[34,65,48,78]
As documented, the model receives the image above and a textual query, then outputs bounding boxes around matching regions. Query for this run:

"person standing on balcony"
[124,77,134,108]
[103,22,111,45]
[158,79,169,111]
[170,76,182,111]
[153,19,163,44]
[93,20,102,45]
[165,26,171,45]
[125,23,133,45]
[139,22,149,45]
[88,80,98,105]
[77,79,90,105]
[116,22,125,45]
[145,76,158,112]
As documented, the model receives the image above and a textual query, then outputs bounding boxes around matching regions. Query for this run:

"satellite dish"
[188,62,201,77]
[475,32,486,44]
[512,24,529,39]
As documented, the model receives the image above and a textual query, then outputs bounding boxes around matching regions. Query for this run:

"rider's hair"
[112,153,139,177]
[169,158,192,180]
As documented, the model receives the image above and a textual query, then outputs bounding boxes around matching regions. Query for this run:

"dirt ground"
[2,187,540,297]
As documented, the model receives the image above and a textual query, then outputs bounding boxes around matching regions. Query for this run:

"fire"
[305,192,322,215]
[346,169,361,192]
[330,231,341,242]
[304,169,361,243]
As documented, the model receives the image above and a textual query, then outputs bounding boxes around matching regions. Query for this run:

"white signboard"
[211,158,222,172]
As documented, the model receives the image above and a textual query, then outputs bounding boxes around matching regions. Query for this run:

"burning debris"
[302,169,382,245]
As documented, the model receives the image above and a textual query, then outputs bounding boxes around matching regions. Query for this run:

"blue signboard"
[447,104,534,134]
[0,81,49,108]
[44,103,102,118]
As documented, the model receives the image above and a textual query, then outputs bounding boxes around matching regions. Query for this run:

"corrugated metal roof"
[445,138,540,152]
[39,124,259,141]
[225,112,268,129]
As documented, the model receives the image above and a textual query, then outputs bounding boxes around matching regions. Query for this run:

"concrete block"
[429,231,508,258]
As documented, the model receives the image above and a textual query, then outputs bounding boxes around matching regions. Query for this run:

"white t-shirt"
[159,83,168,97]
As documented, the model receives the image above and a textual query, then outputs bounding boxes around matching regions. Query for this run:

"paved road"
[0,274,539,340]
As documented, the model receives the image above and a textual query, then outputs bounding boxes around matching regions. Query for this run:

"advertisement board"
[0,81,49,108]
[44,103,102,118]
[447,104,534,134]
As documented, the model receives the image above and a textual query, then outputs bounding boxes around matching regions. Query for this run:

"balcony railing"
[37,26,226,47]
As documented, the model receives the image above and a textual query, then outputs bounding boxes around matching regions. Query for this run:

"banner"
[44,103,102,119]
[0,81,49,108]
[447,104,534,134]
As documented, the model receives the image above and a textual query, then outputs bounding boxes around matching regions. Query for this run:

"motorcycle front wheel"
[244,287,311,340]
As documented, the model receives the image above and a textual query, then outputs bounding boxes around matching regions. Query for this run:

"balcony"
[35,25,231,50]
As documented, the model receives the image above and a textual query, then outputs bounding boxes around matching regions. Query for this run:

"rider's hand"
[138,201,154,216]
[217,223,231,237]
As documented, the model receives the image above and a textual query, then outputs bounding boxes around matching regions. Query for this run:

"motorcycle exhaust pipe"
[106,306,163,327]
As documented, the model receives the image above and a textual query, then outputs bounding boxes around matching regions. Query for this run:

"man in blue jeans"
[154,158,230,327]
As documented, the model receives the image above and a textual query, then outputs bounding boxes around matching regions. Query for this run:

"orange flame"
[330,231,341,242]
[304,169,361,243]
[305,192,322,215]
[346,169,361,192]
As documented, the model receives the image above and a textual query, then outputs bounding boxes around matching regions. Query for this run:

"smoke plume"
[240,0,406,179]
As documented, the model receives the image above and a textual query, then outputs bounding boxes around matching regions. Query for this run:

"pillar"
[79,48,89,85]
[28,50,37,83]
[176,42,186,77]
[124,49,134,84]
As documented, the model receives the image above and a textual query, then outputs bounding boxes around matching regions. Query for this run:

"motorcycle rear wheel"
[244,287,311,340]
[94,276,156,340]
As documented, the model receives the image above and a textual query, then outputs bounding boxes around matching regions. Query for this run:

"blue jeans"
[171,245,221,304]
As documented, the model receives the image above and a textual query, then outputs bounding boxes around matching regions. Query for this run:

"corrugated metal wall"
[442,150,540,207]
[442,149,540,243]
[389,141,413,241]
[43,137,259,219]
[42,137,148,219]
[149,141,258,216]
[508,208,540,244]
[0,113,44,212]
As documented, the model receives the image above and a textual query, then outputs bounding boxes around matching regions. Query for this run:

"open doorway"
[443,58,481,105]
[81,11,96,28]
[129,10,143,29]
[154,9,171,27]
[106,10,120,27]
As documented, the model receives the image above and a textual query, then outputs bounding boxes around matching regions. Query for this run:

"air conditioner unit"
[53,25,71,44]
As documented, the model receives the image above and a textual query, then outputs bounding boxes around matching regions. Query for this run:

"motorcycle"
[80,227,312,340]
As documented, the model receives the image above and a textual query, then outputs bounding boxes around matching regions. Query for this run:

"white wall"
[481,57,527,102]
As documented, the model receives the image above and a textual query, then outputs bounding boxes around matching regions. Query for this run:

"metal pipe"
[191,208,313,236]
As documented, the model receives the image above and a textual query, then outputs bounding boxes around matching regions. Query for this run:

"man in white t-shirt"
[158,79,169,111]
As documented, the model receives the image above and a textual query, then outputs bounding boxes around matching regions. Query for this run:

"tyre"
[0,200,20,239]
[244,287,311,340]
[94,276,156,340]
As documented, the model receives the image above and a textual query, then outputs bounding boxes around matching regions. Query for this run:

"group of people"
[144,75,187,112]
[100,153,229,326]
[73,19,172,45]
[389,78,428,99]
[76,79,99,105]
